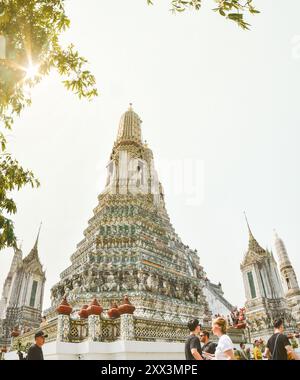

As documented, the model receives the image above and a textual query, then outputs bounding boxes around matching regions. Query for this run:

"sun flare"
[25,64,40,80]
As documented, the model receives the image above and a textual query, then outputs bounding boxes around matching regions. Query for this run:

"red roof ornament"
[87,298,103,316]
[234,322,246,329]
[56,296,72,315]
[108,302,120,319]
[118,295,135,315]
[78,304,89,319]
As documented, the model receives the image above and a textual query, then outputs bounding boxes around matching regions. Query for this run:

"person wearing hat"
[26,331,48,360]
[185,319,203,360]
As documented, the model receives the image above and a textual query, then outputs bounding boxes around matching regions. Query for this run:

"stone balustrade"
[10,314,246,354]
[11,318,58,352]
[9,295,246,354]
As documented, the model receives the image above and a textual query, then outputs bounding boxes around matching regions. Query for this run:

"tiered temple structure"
[241,216,296,340]
[0,226,45,346]
[274,231,300,328]
[48,105,215,323]
[2,107,249,359]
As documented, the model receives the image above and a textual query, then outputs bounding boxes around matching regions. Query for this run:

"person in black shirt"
[185,319,203,360]
[27,331,48,360]
[200,330,217,358]
[265,319,299,360]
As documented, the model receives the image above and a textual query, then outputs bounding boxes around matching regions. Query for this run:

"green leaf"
[227,13,243,21]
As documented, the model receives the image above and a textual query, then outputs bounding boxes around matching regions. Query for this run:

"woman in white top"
[203,317,235,360]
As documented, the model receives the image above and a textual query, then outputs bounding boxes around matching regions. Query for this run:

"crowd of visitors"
[2,314,299,361]
[185,317,300,360]
[213,307,246,329]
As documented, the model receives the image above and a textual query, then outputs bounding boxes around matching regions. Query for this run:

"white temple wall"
[20,272,29,307]
[2,278,11,301]
[0,298,6,320]
[25,276,33,307]
[5,340,186,360]
[35,278,43,310]
[271,262,284,298]
[118,150,128,194]
[150,161,160,203]
[202,287,232,317]
[128,157,148,194]
[105,160,116,192]
[258,265,270,298]
[40,281,45,313]
[252,266,262,299]
[283,267,298,292]
[242,271,250,300]
[6,272,19,307]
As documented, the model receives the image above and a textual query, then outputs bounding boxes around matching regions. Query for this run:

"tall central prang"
[50,105,211,323]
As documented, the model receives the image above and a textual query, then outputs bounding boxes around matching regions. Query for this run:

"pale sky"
[1,0,300,311]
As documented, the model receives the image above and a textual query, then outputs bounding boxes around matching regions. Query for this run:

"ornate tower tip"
[243,211,252,234]
[243,211,260,248]
[33,221,42,250]
[16,239,23,251]
[273,229,281,242]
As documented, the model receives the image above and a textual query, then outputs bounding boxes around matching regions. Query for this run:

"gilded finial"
[33,221,42,250]
[243,212,265,254]
[244,211,252,235]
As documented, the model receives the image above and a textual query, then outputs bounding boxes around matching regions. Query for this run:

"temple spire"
[23,222,42,264]
[243,212,265,254]
[244,211,254,239]
[33,222,42,250]
[116,104,142,143]
[8,244,23,275]
[274,229,300,306]
[274,229,291,267]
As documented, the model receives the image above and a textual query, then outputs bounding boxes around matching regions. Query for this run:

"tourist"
[17,350,26,360]
[253,340,262,360]
[290,334,299,350]
[40,316,47,327]
[239,343,249,360]
[233,348,241,360]
[185,319,203,360]
[203,317,235,360]
[245,347,252,360]
[200,330,217,357]
[227,315,231,326]
[264,319,299,360]
[258,338,266,353]
[27,331,48,360]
